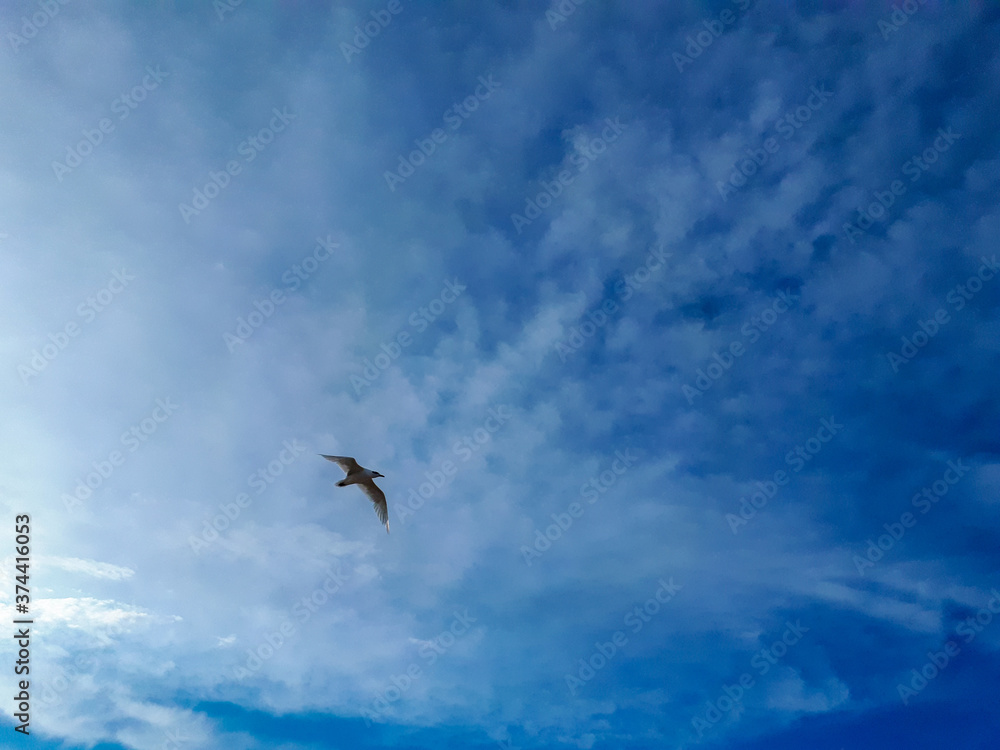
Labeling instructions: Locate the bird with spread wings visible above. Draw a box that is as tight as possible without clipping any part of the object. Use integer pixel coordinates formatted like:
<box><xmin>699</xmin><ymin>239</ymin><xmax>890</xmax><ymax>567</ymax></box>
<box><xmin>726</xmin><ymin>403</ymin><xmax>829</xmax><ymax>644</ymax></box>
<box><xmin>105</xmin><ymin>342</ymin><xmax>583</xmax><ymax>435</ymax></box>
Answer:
<box><xmin>320</xmin><ymin>455</ymin><xmax>389</xmax><ymax>533</ymax></box>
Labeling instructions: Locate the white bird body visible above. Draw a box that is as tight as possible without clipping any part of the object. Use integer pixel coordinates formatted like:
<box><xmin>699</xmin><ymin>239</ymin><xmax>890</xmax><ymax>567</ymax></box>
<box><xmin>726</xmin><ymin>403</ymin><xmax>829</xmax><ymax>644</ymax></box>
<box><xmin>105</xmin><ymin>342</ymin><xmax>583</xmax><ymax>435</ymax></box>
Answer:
<box><xmin>320</xmin><ymin>455</ymin><xmax>390</xmax><ymax>533</ymax></box>
<box><xmin>336</xmin><ymin>467</ymin><xmax>381</xmax><ymax>486</ymax></box>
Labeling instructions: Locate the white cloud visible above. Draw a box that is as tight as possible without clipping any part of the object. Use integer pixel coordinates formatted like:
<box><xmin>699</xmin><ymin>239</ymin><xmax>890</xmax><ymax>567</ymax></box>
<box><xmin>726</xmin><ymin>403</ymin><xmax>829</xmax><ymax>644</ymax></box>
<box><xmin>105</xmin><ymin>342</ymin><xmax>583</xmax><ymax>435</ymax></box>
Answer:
<box><xmin>43</xmin><ymin>555</ymin><xmax>136</xmax><ymax>580</ymax></box>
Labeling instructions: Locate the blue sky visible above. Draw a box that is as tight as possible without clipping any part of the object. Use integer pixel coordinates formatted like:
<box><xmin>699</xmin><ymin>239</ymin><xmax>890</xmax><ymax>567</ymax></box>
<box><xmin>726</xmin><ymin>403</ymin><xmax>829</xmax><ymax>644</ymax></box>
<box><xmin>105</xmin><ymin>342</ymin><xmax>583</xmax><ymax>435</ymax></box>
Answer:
<box><xmin>1</xmin><ymin>1</ymin><xmax>999</xmax><ymax>748</ymax></box>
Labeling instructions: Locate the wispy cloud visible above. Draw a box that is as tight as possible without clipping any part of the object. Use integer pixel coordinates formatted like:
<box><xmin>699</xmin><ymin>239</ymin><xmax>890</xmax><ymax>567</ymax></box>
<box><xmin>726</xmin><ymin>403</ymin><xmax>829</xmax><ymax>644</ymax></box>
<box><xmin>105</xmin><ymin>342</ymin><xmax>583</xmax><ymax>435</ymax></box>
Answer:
<box><xmin>43</xmin><ymin>556</ymin><xmax>136</xmax><ymax>581</ymax></box>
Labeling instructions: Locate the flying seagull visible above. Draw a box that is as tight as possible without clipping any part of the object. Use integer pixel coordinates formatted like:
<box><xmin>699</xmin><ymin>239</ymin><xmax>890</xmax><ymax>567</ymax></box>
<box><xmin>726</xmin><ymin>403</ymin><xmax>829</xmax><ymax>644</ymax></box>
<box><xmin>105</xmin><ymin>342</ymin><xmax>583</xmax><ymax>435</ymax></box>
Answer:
<box><xmin>320</xmin><ymin>455</ymin><xmax>389</xmax><ymax>533</ymax></box>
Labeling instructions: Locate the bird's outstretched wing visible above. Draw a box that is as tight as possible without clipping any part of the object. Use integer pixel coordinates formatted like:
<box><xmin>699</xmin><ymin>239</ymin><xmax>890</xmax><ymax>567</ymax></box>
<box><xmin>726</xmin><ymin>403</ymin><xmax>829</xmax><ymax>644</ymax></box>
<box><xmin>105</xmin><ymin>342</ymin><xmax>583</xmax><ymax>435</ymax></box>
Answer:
<box><xmin>320</xmin><ymin>455</ymin><xmax>361</xmax><ymax>474</ymax></box>
<box><xmin>358</xmin><ymin>479</ymin><xmax>390</xmax><ymax>534</ymax></box>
